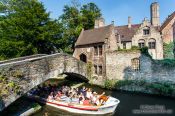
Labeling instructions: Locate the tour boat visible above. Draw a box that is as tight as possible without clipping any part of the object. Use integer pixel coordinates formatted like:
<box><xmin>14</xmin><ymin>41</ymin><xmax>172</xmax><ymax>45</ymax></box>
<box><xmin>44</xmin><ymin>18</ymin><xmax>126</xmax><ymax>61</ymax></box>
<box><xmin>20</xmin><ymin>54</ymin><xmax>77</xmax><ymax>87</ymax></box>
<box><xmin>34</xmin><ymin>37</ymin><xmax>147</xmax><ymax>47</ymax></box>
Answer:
<box><xmin>27</xmin><ymin>93</ymin><xmax>120</xmax><ymax>115</ymax></box>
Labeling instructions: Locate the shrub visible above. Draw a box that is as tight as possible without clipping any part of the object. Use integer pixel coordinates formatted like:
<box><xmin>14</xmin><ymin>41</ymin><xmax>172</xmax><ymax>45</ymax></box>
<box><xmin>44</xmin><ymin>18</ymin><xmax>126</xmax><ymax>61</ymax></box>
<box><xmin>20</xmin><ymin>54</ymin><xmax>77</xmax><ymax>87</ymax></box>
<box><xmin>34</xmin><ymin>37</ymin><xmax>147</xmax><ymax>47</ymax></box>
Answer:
<box><xmin>131</xmin><ymin>46</ymin><xmax>140</xmax><ymax>50</ymax></box>
<box><xmin>140</xmin><ymin>47</ymin><xmax>152</xmax><ymax>58</ymax></box>
<box><xmin>156</xmin><ymin>59</ymin><xmax>175</xmax><ymax>67</ymax></box>
<box><xmin>147</xmin><ymin>83</ymin><xmax>174</xmax><ymax>95</ymax></box>
<box><xmin>115</xmin><ymin>80</ymin><xmax>134</xmax><ymax>87</ymax></box>
<box><xmin>104</xmin><ymin>79</ymin><xmax>115</xmax><ymax>90</ymax></box>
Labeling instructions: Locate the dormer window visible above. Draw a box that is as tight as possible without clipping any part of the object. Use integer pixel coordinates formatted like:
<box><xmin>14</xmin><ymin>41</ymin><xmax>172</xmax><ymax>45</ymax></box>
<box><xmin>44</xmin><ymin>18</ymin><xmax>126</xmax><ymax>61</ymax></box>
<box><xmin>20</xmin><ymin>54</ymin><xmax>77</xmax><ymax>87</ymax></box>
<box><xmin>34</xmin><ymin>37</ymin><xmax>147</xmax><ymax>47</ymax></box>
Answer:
<box><xmin>143</xmin><ymin>26</ymin><xmax>150</xmax><ymax>35</ymax></box>
<box><xmin>143</xmin><ymin>29</ymin><xmax>150</xmax><ymax>35</ymax></box>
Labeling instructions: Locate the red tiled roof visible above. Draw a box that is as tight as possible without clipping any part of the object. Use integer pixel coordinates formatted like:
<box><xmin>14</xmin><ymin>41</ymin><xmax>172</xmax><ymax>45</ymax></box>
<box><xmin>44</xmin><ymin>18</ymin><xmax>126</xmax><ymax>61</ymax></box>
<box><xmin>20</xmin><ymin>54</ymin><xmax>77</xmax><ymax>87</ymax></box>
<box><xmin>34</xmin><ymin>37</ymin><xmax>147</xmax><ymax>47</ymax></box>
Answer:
<box><xmin>75</xmin><ymin>25</ymin><xmax>113</xmax><ymax>46</ymax></box>
<box><xmin>115</xmin><ymin>24</ymin><xmax>141</xmax><ymax>42</ymax></box>
<box><xmin>160</xmin><ymin>11</ymin><xmax>175</xmax><ymax>31</ymax></box>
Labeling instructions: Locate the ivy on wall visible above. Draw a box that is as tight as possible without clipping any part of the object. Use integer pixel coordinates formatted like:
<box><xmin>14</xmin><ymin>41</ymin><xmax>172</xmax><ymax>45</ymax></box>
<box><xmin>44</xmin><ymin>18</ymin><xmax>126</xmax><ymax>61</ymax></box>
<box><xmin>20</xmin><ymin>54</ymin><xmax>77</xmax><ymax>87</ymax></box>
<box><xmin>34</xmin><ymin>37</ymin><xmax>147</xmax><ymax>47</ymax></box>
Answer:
<box><xmin>163</xmin><ymin>42</ymin><xmax>174</xmax><ymax>59</ymax></box>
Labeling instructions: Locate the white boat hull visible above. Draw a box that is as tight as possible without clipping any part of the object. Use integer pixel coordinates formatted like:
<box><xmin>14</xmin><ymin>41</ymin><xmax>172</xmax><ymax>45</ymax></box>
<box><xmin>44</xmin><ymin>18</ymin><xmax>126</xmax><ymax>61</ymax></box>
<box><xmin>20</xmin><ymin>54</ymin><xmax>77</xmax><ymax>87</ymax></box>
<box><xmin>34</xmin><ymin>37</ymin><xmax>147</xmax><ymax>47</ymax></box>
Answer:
<box><xmin>27</xmin><ymin>94</ymin><xmax>120</xmax><ymax>115</ymax></box>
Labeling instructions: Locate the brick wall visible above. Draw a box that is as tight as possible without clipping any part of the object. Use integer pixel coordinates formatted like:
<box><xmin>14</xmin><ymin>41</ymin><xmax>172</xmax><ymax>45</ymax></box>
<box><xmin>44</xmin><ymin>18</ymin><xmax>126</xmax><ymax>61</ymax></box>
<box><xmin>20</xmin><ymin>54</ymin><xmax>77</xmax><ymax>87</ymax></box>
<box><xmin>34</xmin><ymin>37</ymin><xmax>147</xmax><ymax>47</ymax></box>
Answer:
<box><xmin>161</xmin><ymin>17</ymin><xmax>175</xmax><ymax>43</ymax></box>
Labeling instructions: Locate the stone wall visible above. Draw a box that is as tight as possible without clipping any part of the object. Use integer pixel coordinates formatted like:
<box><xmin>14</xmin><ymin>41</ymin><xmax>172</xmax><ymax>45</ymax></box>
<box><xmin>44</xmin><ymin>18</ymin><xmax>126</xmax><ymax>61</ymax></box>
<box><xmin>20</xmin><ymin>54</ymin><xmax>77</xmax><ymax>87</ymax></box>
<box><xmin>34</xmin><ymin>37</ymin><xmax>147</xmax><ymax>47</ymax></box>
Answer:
<box><xmin>0</xmin><ymin>53</ymin><xmax>88</xmax><ymax>111</ymax></box>
<box><xmin>105</xmin><ymin>51</ymin><xmax>175</xmax><ymax>83</ymax></box>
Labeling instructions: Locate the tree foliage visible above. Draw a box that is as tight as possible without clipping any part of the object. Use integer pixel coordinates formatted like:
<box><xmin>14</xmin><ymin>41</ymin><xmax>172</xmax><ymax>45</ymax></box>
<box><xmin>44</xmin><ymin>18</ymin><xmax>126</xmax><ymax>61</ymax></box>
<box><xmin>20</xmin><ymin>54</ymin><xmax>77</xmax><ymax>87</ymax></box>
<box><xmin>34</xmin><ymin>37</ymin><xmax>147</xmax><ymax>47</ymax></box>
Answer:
<box><xmin>0</xmin><ymin>0</ymin><xmax>66</xmax><ymax>59</ymax></box>
<box><xmin>0</xmin><ymin>0</ymin><xmax>102</xmax><ymax>60</ymax></box>
<box><xmin>163</xmin><ymin>42</ymin><xmax>174</xmax><ymax>59</ymax></box>
<box><xmin>59</xmin><ymin>1</ymin><xmax>102</xmax><ymax>50</ymax></box>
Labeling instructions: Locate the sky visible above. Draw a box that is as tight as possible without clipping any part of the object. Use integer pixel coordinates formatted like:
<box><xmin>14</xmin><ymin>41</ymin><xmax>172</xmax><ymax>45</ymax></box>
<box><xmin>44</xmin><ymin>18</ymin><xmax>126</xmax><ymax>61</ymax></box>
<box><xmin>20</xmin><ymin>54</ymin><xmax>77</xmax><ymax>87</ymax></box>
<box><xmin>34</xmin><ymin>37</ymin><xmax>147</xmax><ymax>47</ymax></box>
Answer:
<box><xmin>39</xmin><ymin>0</ymin><xmax>175</xmax><ymax>26</ymax></box>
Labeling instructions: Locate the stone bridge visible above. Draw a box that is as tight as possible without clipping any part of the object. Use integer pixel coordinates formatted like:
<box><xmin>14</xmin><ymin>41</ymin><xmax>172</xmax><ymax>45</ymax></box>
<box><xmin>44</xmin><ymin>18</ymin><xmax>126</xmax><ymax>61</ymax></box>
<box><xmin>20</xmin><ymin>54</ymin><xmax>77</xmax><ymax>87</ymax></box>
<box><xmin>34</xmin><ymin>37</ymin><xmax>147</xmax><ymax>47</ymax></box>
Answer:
<box><xmin>0</xmin><ymin>53</ymin><xmax>89</xmax><ymax>111</ymax></box>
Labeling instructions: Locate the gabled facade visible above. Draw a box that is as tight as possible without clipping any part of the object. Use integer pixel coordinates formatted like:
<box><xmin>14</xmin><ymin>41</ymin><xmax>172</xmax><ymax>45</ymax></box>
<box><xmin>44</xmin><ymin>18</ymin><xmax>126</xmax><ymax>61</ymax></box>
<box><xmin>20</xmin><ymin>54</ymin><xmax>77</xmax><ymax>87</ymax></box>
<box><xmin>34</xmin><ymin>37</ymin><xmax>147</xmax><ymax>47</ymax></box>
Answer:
<box><xmin>116</xmin><ymin>18</ymin><xmax>163</xmax><ymax>59</ymax></box>
<box><xmin>73</xmin><ymin>23</ymin><xmax>117</xmax><ymax>77</ymax></box>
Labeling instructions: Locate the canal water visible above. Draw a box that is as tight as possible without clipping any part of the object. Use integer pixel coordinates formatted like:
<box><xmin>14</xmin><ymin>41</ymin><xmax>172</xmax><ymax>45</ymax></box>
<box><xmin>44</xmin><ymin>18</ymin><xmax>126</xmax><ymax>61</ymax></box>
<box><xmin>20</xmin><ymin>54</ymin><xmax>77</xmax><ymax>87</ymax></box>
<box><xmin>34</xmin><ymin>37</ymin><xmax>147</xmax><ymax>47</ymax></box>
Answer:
<box><xmin>1</xmin><ymin>79</ymin><xmax>175</xmax><ymax>116</ymax></box>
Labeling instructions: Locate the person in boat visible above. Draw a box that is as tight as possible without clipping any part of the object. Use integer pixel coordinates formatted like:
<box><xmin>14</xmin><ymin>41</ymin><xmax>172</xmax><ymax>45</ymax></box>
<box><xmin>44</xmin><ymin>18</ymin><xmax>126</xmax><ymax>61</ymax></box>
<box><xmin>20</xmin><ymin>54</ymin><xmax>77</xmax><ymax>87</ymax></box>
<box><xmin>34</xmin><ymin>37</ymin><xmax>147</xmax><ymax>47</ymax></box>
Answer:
<box><xmin>80</xmin><ymin>86</ymin><xmax>87</xmax><ymax>97</ymax></box>
<box><xmin>79</xmin><ymin>96</ymin><xmax>84</xmax><ymax>105</ymax></box>
<box><xmin>83</xmin><ymin>97</ymin><xmax>91</xmax><ymax>106</ymax></box>
<box><xmin>76</xmin><ymin>87</ymin><xmax>80</xmax><ymax>95</ymax></box>
<box><xmin>54</xmin><ymin>90</ymin><xmax>63</xmax><ymax>101</ymax></box>
<box><xmin>47</xmin><ymin>92</ymin><xmax>54</xmax><ymax>101</ymax></box>
<box><xmin>92</xmin><ymin>92</ymin><xmax>100</xmax><ymax>106</ymax></box>
<box><xmin>86</xmin><ymin>88</ymin><xmax>93</xmax><ymax>99</ymax></box>
<box><xmin>65</xmin><ymin>94</ymin><xmax>72</xmax><ymax>103</ymax></box>
<box><xmin>71</xmin><ymin>94</ymin><xmax>79</xmax><ymax>104</ymax></box>
<box><xmin>98</xmin><ymin>92</ymin><xmax>109</xmax><ymax>105</ymax></box>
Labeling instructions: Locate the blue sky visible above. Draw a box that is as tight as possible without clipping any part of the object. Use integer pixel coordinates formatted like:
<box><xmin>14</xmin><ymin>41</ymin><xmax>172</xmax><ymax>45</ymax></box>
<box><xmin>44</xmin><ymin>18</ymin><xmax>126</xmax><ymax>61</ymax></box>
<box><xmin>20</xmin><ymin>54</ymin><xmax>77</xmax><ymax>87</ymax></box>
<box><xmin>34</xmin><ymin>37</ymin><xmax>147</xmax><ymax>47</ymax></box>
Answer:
<box><xmin>39</xmin><ymin>0</ymin><xmax>175</xmax><ymax>26</ymax></box>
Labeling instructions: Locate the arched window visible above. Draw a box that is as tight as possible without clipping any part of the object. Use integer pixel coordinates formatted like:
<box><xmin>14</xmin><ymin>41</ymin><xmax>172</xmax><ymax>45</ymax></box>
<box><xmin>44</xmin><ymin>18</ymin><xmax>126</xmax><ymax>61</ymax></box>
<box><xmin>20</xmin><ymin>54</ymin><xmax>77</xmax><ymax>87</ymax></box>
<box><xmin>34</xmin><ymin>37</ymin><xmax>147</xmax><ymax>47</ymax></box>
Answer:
<box><xmin>143</xmin><ymin>26</ymin><xmax>150</xmax><ymax>35</ymax></box>
<box><xmin>80</xmin><ymin>54</ymin><xmax>87</xmax><ymax>63</ymax></box>
<box><xmin>131</xmin><ymin>58</ymin><xmax>140</xmax><ymax>71</ymax></box>
<box><xmin>138</xmin><ymin>39</ymin><xmax>145</xmax><ymax>48</ymax></box>
<box><xmin>148</xmin><ymin>38</ymin><xmax>156</xmax><ymax>49</ymax></box>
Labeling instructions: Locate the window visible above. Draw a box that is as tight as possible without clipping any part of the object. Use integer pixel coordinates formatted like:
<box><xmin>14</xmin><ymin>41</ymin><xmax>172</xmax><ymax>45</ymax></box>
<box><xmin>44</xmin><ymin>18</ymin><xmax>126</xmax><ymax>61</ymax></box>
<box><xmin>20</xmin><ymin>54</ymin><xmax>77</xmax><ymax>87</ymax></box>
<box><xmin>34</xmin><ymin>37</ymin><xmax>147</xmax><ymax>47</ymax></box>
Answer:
<box><xmin>99</xmin><ymin>66</ymin><xmax>102</xmax><ymax>75</ymax></box>
<box><xmin>123</xmin><ymin>42</ymin><xmax>126</xmax><ymax>49</ymax></box>
<box><xmin>94</xmin><ymin>65</ymin><xmax>97</xmax><ymax>74</ymax></box>
<box><xmin>143</xmin><ymin>27</ymin><xmax>150</xmax><ymax>35</ymax></box>
<box><xmin>143</xmin><ymin>29</ymin><xmax>150</xmax><ymax>35</ymax></box>
<box><xmin>99</xmin><ymin>45</ymin><xmax>102</xmax><ymax>55</ymax></box>
<box><xmin>94</xmin><ymin>45</ymin><xmax>103</xmax><ymax>56</ymax></box>
<box><xmin>148</xmin><ymin>38</ymin><xmax>156</xmax><ymax>49</ymax></box>
<box><xmin>94</xmin><ymin>65</ymin><xmax>103</xmax><ymax>75</ymax></box>
<box><xmin>131</xmin><ymin>58</ymin><xmax>140</xmax><ymax>71</ymax></box>
<box><xmin>138</xmin><ymin>39</ymin><xmax>145</xmax><ymax>48</ymax></box>
<box><xmin>94</xmin><ymin>46</ymin><xmax>98</xmax><ymax>55</ymax></box>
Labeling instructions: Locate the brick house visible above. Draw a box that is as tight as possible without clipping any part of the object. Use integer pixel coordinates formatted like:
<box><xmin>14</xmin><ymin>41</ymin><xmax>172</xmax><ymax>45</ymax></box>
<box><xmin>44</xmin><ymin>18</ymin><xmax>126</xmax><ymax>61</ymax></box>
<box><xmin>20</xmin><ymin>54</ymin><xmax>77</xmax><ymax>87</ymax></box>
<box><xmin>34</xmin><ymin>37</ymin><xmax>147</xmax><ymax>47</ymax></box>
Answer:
<box><xmin>73</xmin><ymin>20</ymin><xmax>117</xmax><ymax>77</ymax></box>
<box><xmin>160</xmin><ymin>11</ymin><xmax>175</xmax><ymax>44</ymax></box>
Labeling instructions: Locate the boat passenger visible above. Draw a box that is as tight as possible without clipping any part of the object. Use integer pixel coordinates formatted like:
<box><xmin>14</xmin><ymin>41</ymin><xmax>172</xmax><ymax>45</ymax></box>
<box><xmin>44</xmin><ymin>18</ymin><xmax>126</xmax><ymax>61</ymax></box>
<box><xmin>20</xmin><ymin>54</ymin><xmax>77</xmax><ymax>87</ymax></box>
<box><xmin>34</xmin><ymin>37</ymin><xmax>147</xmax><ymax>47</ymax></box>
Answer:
<box><xmin>92</xmin><ymin>92</ymin><xmax>100</xmax><ymax>106</ymax></box>
<box><xmin>99</xmin><ymin>94</ymin><xmax>109</xmax><ymax>105</ymax></box>
<box><xmin>71</xmin><ymin>94</ymin><xmax>79</xmax><ymax>104</ymax></box>
<box><xmin>65</xmin><ymin>94</ymin><xmax>71</xmax><ymax>103</ymax></box>
<box><xmin>86</xmin><ymin>88</ymin><xmax>93</xmax><ymax>99</ymax></box>
<box><xmin>83</xmin><ymin>97</ymin><xmax>91</xmax><ymax>106</ymax></box>
<box><xmin>78</xmin><ymin>93</ymin><xmax>85</xmax><ymax>101</ymax></box>
<box><xmin>80</xmin><ymin>86</ymin><xmax>87</xmax><ymax>97</ymax></box>
<box><xmin>47</xmin><ymin>92</ymin><xmax>54</xmax><ymax>101</ymax></box>
<box><xmin>79</xmin><ymin>97</ymin><xmax>83</xmax><ymax>105</ymax></box>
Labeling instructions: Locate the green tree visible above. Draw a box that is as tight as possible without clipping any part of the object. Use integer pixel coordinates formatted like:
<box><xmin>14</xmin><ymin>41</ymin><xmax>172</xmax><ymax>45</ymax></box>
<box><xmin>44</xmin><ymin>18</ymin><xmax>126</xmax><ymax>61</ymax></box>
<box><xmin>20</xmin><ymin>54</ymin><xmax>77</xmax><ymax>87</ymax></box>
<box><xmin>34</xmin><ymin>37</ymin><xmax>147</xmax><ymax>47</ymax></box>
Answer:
<box><xmin>60</xmin><ymin>2</ymin><xmax>102</xmax><ymax>51</ymax></box>
<box><xmin>59</xmin><ymin>5</ymin><xmax>82</xmax><ymax>51</ymax></box>
<box><xmin>80</xmin><ymin>2</ymin><xmax>102</xmax><ymax>30</ymax></box>
<box><xmin>0</xmin><ymin>0</ymin><xmax>65</xmax><ymax>60</ymax></box>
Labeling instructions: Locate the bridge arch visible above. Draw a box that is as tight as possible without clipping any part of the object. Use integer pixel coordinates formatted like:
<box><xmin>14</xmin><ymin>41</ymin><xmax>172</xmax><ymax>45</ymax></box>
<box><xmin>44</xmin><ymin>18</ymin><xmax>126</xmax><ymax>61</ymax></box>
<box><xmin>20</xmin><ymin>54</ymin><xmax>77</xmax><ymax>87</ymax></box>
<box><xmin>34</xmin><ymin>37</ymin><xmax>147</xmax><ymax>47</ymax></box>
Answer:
<box><xmin>0</xmin><ymin>53</ymin><xmax>88</xmax><ymax>111</ymax></box>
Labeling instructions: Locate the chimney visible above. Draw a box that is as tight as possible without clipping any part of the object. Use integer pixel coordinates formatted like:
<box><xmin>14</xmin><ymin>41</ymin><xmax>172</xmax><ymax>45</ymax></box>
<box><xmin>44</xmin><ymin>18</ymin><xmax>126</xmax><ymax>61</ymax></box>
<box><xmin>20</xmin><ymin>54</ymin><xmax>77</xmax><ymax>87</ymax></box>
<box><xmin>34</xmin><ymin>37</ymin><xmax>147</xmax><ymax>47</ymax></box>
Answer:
<box><xmin>128</xmin><ymin>16</ymin><xmax>131</xmax><ymax>28</ymax></box>
<box><xmin>111</xmin><ymin>21</ymin><xmax>114</xmax><ymax>25</ymax></box>
<box><xmin>151</xmin><ymin>2</ymin><xmax>160</xmax><ymax>26</ymax></box>
<box><xmin>94</xmin><ymin>18</ymin><xmax>105</xmax><ymax>28</ymax></box>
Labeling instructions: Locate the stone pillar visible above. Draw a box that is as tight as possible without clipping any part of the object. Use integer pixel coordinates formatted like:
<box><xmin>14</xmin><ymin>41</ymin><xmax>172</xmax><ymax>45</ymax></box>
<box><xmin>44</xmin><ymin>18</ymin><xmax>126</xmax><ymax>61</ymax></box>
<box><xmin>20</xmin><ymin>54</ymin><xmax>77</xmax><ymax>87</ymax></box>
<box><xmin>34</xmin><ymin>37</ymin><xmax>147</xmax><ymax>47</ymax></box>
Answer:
<box><xmin>150</xmin><ymin>2</ymin><xmax>160</xmax><ymax>26</ymax></box>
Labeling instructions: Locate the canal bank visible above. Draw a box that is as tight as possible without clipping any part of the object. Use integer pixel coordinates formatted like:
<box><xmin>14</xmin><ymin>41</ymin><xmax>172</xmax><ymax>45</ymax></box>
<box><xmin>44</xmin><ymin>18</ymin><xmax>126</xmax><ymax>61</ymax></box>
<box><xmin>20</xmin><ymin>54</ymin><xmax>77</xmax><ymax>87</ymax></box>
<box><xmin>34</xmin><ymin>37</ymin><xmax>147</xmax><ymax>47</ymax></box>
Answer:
<box><xmin>90</xmin><ymin>79</ymin><xmax>175</xmax><ymax>98</ymax></box>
